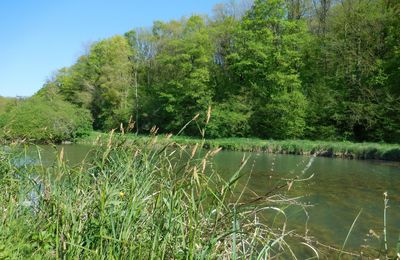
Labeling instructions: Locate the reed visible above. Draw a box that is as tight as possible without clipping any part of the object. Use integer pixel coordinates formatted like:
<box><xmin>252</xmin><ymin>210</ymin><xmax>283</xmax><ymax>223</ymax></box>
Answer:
<box><xmin>0</xmin><ymin>132</ymin><xmax>322</xmax><ymax>259</ymax></box>
<box><xmin>2</xmin><ymin>129</ymin><xmax>397</xmax><ymax>258</ymax></box>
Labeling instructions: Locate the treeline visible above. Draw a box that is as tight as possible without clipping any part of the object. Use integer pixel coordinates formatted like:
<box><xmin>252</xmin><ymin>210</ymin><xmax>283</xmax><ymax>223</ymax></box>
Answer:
<box><xmin>5</xmin><ymin>0</ymin><xmax>400</xmax><ymax>142</ymax></box>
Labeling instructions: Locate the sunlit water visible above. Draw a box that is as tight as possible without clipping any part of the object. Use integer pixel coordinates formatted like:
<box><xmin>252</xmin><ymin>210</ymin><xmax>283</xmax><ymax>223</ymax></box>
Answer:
<box><xmin>21</xmin><ymin>144</ymin><xmax>400</xmax><ymax>254</ymax></box>
<box><xmin>212</xmin><ymin>151</ymin><xmax>400</xmax><ymax>253</ymax></box>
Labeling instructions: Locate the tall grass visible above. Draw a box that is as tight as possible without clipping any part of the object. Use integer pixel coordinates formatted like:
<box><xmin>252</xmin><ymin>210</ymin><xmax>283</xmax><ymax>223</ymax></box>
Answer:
<box><xmin>2</xmin><ymin>132</ymin><xmax>398</xmax><ymax>258</ymax></box>
<box><xmin>0</xmin><ymin>132</ymin><xmax>326</xmax><ymax>259</ymax></box>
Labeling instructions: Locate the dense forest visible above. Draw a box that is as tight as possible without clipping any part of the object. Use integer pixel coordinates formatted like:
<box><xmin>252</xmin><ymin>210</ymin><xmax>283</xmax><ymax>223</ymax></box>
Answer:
<box><xmin>1</xmin><ymin>0</ymin><xmax>399</xmax><ymax>143</ymax></box>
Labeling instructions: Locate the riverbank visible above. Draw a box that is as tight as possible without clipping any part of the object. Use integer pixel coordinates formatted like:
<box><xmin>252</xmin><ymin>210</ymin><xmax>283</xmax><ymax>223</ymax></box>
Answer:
<box><xmin>1</xmin><ymin>133</ymin><xmax>305</xmax><ymax>258</ymax></box>
<box><xmin>78</xmin><ymin>131</ymin><xmax>400</xmax><ymax>161</ymax></box>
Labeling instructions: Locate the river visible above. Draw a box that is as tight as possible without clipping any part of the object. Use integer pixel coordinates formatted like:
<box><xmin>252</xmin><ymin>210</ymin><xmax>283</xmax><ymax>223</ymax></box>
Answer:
<box><xmin>26</xmin><ymin>144</ymin><xmax>400</xmax><ymax>254</ymax></box>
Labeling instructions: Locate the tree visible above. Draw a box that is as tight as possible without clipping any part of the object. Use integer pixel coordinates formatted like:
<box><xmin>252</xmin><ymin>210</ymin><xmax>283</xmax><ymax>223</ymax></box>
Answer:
<box><xmin>228</xmin><ymin>0</ymin><xmax>310</xmax><ymax>138</ymax></box>
<box><xmin>317</xmin><ymin>0</ymin><xmax>398</xmax><ymax>141</ymax></box>
<box><xmin>86</xmin><ymin>36</ymin><xmax>134</xmax><ymax>130</ymax></box>
<box><xmin>148</xmin><ymin>16</ymin><xmax>214</xmax><ymax>135</ymax></box>
<box><xmin>23</xmin><ymin>0</ymin><xmax>400</xmax><ymax>142</ymax></box>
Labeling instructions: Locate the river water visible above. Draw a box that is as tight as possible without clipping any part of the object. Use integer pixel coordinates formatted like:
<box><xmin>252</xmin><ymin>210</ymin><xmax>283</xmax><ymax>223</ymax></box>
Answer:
<box><xmin>25</xmin><ymin>144</ymin><xmax>400</xmax><ymax>254</ymax></box>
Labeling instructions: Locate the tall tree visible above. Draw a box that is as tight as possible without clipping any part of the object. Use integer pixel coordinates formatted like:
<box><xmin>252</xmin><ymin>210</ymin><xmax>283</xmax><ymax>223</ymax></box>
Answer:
<box><xmin>228</xmin><ymin>0</ymin><xmax>310</xmax><ymax>138</ymax></box>
<box><xmin>34</xmin><ymin>0</ymin><xmax>400</xmax><ymax>142</ymax></box>
<box><xmin>87</xmin><ymin>36</ymin><xmax>134</xmax><ymax>130</ymax></box>
<box><xmin>321</xmin><ymin>0</ymin><xmax>396</xmax><ymax>140</ymax></box>
<box><xmin>149</xmin><ymin>16</ymin><xmax>214</xmax><ymax>135</ymax></box>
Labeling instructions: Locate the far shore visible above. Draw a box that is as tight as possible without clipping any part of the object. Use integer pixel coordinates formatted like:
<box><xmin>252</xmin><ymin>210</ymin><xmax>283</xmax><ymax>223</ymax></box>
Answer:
<box><xmin>76</xmin><ymin>131</ymin><xmax>400</xmax><ymax>162</ymax></box>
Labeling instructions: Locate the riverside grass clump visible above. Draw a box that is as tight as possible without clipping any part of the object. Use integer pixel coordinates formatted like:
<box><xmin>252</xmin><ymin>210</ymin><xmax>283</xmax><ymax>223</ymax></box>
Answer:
<box><xmin>0</xmin><ymin>131</ymin><xmax>327</xmax><ymax>259</ymax></box>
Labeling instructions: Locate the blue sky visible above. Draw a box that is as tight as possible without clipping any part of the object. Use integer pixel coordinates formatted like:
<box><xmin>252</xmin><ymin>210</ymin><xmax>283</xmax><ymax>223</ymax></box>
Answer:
<box><xmin>0</xmin><ymin>0</ymin><xmax>222</xmax><ymax>97</ymax></box>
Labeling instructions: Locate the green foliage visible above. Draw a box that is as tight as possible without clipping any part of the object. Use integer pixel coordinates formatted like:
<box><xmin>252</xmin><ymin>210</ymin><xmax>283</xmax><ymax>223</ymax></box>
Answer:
<box><xmin>251</xmin><ymin>90</ymin><xmax>307</xmax><ymax>139</ymax></box>
<box><xmin>55</xmin><ymin>64</ymin><xmax>93</xmax><ymax>108</ymax></box>
<box><xmin>0</xmin><ymin>96</ymin><xmax>17</xmax><ymax>115</ymax></box>
<box><xmin>227</xmin><ymin>0</ymin><xmax>309</xmax><ymax>139</ymax></box>
<box><xmin>88</xmin><ymin>36</ymin><xmax>134</xmax><ymax>130</ymax></box>
<box><xmin>17</xmin><ymin>0</ymin><xmax>400</xmax><ymax>143</ymax></box>
<box><xmin>56</xmin><ymin>36</ymin><xmax>134</xmax><ymax>131</ymax></box>
<box><xmin>0</xmin><ymin>92</ymin><xmax>92</xmax><ymax>143</ymax></box>
<box><xmin>303</xmin><ymin>0</ymin><xmax>400</xmax><ymax>142</ymax></box>
<box><xmin>0</xmin><ymin>135</ymin><xmax>313</xmax><ymax>258</ymax></box>
<box><xmin>149</xmin><ymin>16</ymin><xmax>214</xmax><ymax>134</ymax></box>
<box><xmin>206</xmin><ymin>97</ymin><xmax>251</xmax><ymax>138</ymax></box>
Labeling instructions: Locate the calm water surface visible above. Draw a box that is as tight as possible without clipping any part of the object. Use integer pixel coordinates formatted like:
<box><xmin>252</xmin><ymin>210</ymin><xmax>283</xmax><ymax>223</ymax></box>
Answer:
<box><xmin>28</xmin><ymin>145</ymin><xmax>400</xmax><ymax>252</ymax></box>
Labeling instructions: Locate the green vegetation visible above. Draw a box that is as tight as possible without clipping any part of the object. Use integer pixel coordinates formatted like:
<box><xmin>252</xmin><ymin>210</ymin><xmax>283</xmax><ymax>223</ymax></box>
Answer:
<box><xmin>2</xmin><ymin>0</ymin><xmax>400</xmax><ymax>145</ymax></box>
<box><xmin>0</xmin><ymin>134</ymin><xmax>323</xmax><ymax>259</ymax></box>
<box><xmin>1</xmin><ymin>134</ymin><xmax>398</xmax><ymax>258</ymax></box>
<box><xmin>0</xmin><ymin>89</ymin><xmax>92</xmax><ymax>143</ymax></box>
<box><xmin>81</xmin><ymin>131</ymin><xmax>400</xmax><ymax>161</ymax></box>
<box><xmin>39</xmin><ymin>0</ymin><xmax>398</xmax><ymax>143</ymax></box>
<box><xmin>1</xmin><ymin>0</ymin><xmax>399</xmax><ymax>258</ymax></box>
<box><xmin>0</xmin><ymin>96</ymin><xmax>16</xmax><ymax>115</ymax></box>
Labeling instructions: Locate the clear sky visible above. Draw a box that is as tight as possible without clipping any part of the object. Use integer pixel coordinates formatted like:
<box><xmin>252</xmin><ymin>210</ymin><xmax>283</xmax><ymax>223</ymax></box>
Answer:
<box><xmin>0</xmin><ymin>0</ymin><xmax>222</xmax><ymax>97</ymax></box>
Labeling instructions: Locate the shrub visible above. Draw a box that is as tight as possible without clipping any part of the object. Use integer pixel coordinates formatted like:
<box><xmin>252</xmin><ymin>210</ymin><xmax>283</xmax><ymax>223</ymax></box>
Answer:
<box><xmin>0</xmin><ymin>94</ymin><xmax>92</xmax><ymax>143</ymax></box>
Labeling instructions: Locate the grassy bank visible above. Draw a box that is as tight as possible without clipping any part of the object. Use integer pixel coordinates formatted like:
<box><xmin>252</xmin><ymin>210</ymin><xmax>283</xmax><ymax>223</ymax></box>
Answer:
<box><xmin>79</xmin><ymin>131</ymin><xmax>400</xmax><ymax>161</ymax></box>
<box><xmin>2</xmin><ymin>133</ymin><xmax>399</xmax><ymax>258</ymax></box>
<box><xmin>0</xmin><ymin>133</ymin><xmax>327</xmax><ymax>258</ymax></box>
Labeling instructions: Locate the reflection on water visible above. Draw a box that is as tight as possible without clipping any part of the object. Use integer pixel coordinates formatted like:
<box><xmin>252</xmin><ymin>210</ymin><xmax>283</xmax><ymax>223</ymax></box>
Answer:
<box><xmin>26</xmin><ymin>144</ymin><xmax>94</xmax><ymax>166</ymax></box>
<box><xmin>212</xmin><ymin>151</ymin><xmax>400</xmax><ymax>251</ymax></box>
<box><xmin>22</xmin><ymin>145</ymin><xmax>400</xmax><ymax>252</ymax></box>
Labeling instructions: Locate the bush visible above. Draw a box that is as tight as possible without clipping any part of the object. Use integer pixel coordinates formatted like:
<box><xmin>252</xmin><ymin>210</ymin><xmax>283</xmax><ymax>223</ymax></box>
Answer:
<box><xmin>0</xmin><ymin>94</ymin><xmax>92</xmax><ymax>143</ymax></box>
